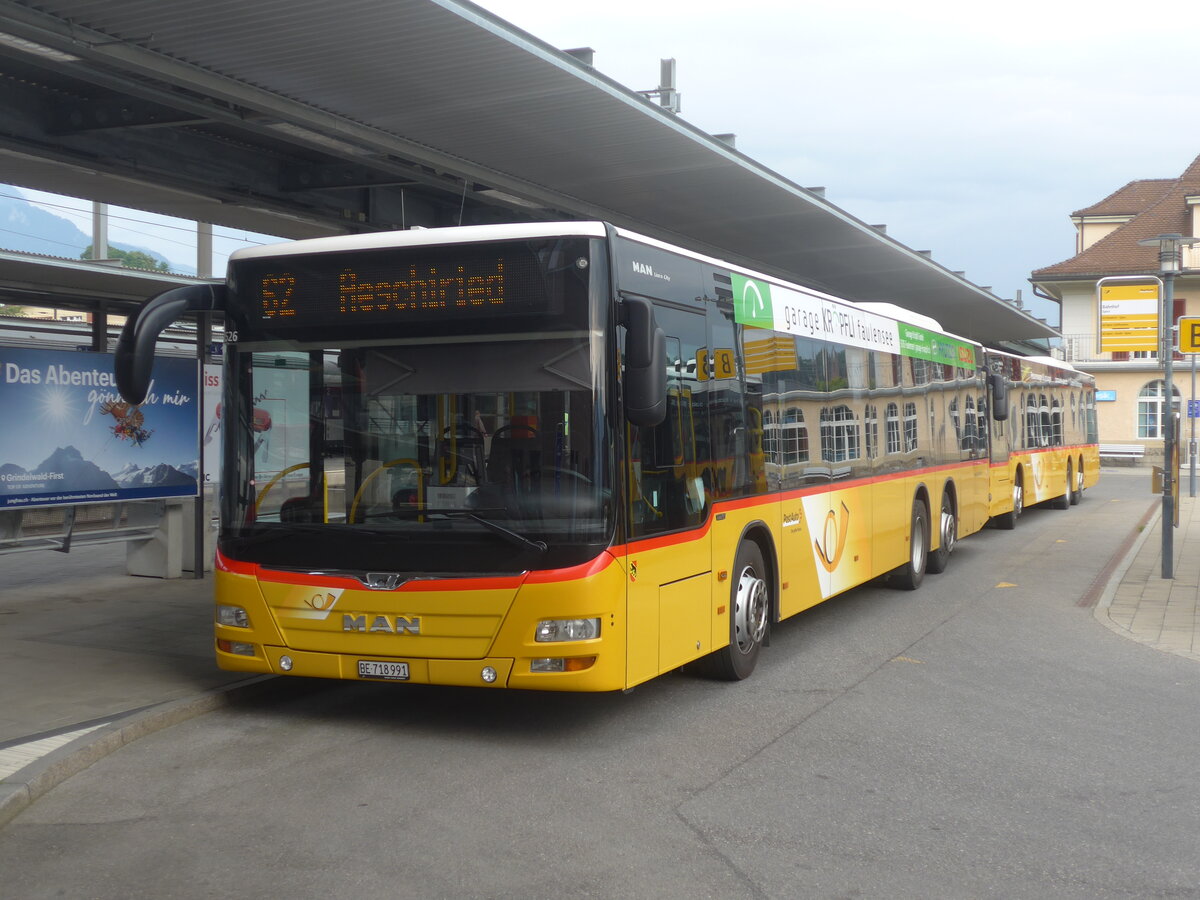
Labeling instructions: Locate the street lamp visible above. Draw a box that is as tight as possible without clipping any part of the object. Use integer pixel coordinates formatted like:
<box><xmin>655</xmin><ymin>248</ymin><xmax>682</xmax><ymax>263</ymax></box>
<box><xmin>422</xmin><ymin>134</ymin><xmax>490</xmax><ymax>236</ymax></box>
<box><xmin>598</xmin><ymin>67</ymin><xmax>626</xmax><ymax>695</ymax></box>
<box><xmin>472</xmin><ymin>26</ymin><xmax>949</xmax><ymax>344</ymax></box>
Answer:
<box><xmin>1137</xmin><ymin>233</ymin><xmax>1198</xmax><ymax>578</ymax></box>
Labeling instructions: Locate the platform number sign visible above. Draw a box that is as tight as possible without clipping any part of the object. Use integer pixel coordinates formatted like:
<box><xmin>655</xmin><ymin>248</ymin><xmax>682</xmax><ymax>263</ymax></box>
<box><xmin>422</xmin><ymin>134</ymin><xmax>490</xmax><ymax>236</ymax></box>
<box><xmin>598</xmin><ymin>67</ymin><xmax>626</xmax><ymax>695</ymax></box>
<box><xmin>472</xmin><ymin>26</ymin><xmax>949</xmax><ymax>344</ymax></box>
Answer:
<box><xmin>1179</xmin><ymin>316</ymin><xmax>1200</xmax><ymax>354</ymax></box>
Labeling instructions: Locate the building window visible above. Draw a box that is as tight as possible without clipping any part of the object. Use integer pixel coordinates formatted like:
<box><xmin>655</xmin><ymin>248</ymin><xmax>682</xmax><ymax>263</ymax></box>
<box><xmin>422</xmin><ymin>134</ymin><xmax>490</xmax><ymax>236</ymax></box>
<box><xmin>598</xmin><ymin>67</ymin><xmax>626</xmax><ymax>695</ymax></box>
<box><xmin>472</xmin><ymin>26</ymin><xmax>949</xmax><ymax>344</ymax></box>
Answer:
<box><xmin>885</xmin><ymin>402</ymin><xmax>901</xmax><ymax>454</ymax></box>
<box><xmin>903</xmin><ymin>402</ymin><xmax>918</xmax><ymax>452</ymax></box>
<box><xmin>782</xmin><ymin>407</ymin><xmax>808</xmax><ymax>464</ymax></box>
<box><xmin>1137</xmin><ymin>380</ymin><xmax>1182</xmax><ymax>439</ymax></box>
<box><xmin>864</xmin><ymin>404</ymin><xmax>879</xmax><ymax>459</ymax></box>
<box><xmin>1025</xmin><ymin>393</ymin><xmax>1039</xmax><ymax>448</ymax></box>
<box><xmin>820</xmin><ymin>405</ymin><xmax>860</xmax><ymax>462</ymax></box>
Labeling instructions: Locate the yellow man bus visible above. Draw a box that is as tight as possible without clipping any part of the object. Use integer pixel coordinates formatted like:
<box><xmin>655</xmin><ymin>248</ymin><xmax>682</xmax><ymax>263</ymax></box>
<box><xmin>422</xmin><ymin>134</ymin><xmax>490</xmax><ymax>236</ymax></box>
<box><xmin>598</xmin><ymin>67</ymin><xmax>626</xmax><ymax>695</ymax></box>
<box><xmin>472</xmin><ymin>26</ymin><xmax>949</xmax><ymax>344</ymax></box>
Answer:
<box><xmin>115</xmin><ymin>222</ymin><xmax>1096</xmax><ymax>690</ymax></box>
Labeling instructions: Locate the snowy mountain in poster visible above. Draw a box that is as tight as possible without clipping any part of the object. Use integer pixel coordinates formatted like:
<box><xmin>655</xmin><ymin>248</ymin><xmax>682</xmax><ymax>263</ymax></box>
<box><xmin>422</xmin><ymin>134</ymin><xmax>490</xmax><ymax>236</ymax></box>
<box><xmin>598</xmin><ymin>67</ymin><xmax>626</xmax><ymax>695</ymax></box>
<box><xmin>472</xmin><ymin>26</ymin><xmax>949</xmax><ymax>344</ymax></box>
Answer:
<box><xmin>112</xmin><ymin>461</ymin><xmax>195</xmax><ymax>488</ymax></box>
<box><xmin>35</xmin><ymin>446</ymin><xmax>120</xmax><ymax>491</ymax></box>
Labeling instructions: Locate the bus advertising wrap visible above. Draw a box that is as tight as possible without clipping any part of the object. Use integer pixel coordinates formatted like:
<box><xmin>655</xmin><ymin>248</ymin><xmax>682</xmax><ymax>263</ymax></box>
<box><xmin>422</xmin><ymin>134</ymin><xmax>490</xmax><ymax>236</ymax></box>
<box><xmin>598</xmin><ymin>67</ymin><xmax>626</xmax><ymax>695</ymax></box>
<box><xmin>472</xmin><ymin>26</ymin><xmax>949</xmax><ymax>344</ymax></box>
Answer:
<box><xmin>0</xmin><ymin>347</ymin><xmax>199</xmax><ymax>509</ymax></box>
<box><xmin>732</xmin><ymin>273</ymin><xmax>977</xmax><ymax>368</ymax></box>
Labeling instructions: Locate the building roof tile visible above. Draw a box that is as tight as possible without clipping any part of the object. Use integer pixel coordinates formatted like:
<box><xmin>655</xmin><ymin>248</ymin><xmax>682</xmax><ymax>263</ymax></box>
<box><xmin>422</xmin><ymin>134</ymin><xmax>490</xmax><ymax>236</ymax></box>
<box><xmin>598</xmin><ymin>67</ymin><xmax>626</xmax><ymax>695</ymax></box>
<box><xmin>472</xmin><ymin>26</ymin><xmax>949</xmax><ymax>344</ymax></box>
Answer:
<box><xmin>1071</xmin><ymin>179</ymin><xmax>1174</xmax><ymax>217</ymax></box>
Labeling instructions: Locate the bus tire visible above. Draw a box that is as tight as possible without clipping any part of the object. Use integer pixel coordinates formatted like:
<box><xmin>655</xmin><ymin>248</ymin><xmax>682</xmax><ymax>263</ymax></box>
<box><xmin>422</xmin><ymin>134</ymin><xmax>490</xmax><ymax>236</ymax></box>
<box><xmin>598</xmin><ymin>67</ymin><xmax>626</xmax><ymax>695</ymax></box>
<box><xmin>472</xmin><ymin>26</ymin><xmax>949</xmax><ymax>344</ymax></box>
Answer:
<box><xmin>694</xmin><ymin>541</ymin><xmax>770</xmax><ymax>681</ymax></box>
<box><xmin>926</xmin><ymin>490</ymin><xmax>956</xmax><ymax>574</ymax></box>
<box><xmin>890</xmin><ymin>498</ymin><xmax>929</xmax><ymax>590</ymax></box>
<box><xmin>1050</xmin><ymin>462</ymin><xmax>1072</xmax><ymax>510</ymax></box>
<box><xmin>994</xmin><ymin>471</ymin><xmax>1023</xmax><ymax>530</ymax></box>
<box><xmin>1070</xmin><ymin>458</ymin><xmax>1084</xmax><ymax>505</ymax></box>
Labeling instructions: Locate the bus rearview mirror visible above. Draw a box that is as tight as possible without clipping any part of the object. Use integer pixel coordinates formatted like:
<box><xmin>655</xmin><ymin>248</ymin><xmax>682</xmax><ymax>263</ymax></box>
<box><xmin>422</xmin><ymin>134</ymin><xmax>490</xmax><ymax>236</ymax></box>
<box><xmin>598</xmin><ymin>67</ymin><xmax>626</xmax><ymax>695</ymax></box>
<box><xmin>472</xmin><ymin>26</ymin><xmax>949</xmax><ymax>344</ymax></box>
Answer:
<box><xmin>622</xmin><ymin>296</ymin><xmax>667</xmax><ymax>428</ymax></box>
<box><xmin>989</xmin><ymin>371</ymin><xmax>1010</xmax><ymax>421</ymax></box>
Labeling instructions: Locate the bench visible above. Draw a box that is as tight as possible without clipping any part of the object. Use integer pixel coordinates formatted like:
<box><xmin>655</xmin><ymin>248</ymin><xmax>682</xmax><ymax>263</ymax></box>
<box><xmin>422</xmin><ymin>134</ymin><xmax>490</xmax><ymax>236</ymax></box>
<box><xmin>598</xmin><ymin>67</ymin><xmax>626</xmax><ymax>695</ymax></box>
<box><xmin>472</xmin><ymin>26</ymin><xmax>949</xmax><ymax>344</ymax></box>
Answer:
<box><xmin>1099</xmin><ymin>443</ymin><xmax>1145</xmax><ymax>463</ymax></box>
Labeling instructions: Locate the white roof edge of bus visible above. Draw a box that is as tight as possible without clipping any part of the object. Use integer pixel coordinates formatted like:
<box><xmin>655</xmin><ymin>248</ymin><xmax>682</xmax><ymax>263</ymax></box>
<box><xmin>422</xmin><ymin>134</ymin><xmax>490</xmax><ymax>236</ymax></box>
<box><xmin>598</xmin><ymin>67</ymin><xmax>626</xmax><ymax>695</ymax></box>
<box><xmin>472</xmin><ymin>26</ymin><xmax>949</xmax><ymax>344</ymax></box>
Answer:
<box><xmin>988</xmin><ymin>347</ymin><xmax>1081</xmax><ymax>373</ymax></box>
<box><xmin>228</xmin><ymin>221</ymin><xmax>609</xmax><ymax>261</ymax></box>
<box><xmin>856</xmin><ymin>302</ymin><xmax>944</xmax><ymax>334</ymax></box>
<box><xmin>611</xmin><ymin>227</ymin><xmax>976</xmax><ymax>343</ymax></box>
<box><xmin>1024</xmin><ymin>355</ymin><xmax>1079</xmax><ymax>372</ymax></box>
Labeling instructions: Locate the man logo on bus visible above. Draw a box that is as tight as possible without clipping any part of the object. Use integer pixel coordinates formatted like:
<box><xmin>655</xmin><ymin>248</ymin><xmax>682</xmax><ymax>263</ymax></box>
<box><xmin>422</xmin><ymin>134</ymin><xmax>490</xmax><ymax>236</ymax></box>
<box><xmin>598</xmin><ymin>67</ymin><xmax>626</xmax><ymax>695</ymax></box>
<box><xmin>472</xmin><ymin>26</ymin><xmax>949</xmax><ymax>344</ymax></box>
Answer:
<box><xmin>731</xmin><ymin>274</ymin><xmax>775</xmax><ymax>329</ymax></box>
<box><xmin>814</xmin><ymin>502</ymin><xmax>851</xmax><ymax>573</ymax></box>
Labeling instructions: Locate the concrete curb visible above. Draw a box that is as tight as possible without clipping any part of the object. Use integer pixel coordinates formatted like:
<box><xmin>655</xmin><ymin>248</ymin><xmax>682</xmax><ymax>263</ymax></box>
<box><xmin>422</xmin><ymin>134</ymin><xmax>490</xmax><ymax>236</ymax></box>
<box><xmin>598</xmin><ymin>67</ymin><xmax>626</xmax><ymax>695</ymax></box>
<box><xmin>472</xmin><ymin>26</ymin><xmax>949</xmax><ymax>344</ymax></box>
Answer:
<box><xmin>1094</xmin><ymin>504</ymin><xmax>1159</xmax><ymax>615</ymax></box>
<box><xmin>1092</xmin><ymin>504</ymin><xmax>1200</xmax><ymax>664</ymax></box>
<box><xmin>0</xmin><ymin>675</ymin><xmax>275</xmax><ymax>831</ymax></box>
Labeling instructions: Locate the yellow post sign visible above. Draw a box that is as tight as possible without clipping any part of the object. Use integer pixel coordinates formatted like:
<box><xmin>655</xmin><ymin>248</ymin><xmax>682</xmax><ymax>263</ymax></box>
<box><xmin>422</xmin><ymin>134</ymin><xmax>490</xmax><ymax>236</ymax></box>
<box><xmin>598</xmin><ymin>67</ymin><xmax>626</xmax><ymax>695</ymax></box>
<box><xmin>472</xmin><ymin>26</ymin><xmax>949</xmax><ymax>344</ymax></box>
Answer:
<box><xmin>1098</xmin><ymin>281</ymin><xmax>1160</xmax><ymax>353</ymax></box>
<box><xmin>1179</xmin><ymin>316</ymin><xmax>1200</xmax><ymax>353</ymax></box>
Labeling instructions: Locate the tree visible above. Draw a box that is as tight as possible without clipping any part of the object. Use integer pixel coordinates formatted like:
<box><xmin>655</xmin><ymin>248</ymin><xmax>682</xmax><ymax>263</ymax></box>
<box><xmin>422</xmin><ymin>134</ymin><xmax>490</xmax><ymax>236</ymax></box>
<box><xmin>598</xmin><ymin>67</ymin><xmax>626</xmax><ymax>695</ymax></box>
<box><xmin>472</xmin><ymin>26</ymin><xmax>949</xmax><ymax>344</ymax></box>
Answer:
<box><xmin>82</xmin><ymin>244</ymin><xmax>171</xmax><ymax>273</ymax></box>
<box><xmin>0</xmin><ymin>304</ymin><xmax>29</xmax><ymax>317</ymax></box>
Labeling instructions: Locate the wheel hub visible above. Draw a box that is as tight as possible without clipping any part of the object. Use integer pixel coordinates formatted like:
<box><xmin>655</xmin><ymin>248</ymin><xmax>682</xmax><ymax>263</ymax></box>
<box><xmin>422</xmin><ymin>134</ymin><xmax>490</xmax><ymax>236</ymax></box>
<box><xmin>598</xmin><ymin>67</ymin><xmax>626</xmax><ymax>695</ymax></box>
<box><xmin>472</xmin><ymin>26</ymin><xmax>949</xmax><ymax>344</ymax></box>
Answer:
<box><xmin>734</xmin><ymin>566</ymin><xmax>768</xmax><ymax>654</ymax></box>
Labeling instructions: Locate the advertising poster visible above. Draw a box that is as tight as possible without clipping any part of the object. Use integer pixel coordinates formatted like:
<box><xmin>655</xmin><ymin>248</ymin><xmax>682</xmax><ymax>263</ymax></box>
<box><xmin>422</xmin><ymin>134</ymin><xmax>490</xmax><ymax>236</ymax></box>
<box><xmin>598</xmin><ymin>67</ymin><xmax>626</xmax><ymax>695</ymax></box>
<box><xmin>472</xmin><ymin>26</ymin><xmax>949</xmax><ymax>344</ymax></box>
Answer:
<box><xmin>0</xmin><ymin>347</ymin><xmax>199</xmax><ymax>509</ymax></box>
<box><xmin>202</xmin><ymin>362</ymin><xmax>222</xmax><ymax>485</ymax></box>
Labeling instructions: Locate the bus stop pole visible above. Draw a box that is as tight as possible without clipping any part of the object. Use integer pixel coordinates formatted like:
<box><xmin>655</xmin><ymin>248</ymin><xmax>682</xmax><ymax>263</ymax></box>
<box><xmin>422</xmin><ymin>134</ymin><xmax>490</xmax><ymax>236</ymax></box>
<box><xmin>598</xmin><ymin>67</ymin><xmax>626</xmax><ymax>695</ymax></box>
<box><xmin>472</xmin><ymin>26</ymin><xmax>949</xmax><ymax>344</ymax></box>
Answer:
<box><xmin>1161</xmin><ymin>268</ymin><xmax>1175</xmax><ymax>579</ymax></box>
<box><xmin>1191</xmin><ymin>352</ymin><xmax>1196</xmax><ymax>498</ymax></box>
<box><xmin>194</xmin><ymin>311</ymin><xmax>209</xmax><ymax>580</ymax></box>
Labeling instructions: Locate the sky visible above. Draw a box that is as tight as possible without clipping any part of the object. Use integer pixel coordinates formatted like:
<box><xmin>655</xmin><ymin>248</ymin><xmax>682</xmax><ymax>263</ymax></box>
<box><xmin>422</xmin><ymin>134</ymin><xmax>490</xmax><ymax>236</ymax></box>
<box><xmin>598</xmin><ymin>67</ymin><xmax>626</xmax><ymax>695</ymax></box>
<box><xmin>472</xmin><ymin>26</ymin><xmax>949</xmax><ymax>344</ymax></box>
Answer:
<box><xmin>4</xmin><ymin>186</ymin><xmax>282</xmax><ymax>276</ymax></box>
<box><xmin>473</xmin><ymin>0</ymin><xmax>1200</xmax><ymax>324</ymax></box>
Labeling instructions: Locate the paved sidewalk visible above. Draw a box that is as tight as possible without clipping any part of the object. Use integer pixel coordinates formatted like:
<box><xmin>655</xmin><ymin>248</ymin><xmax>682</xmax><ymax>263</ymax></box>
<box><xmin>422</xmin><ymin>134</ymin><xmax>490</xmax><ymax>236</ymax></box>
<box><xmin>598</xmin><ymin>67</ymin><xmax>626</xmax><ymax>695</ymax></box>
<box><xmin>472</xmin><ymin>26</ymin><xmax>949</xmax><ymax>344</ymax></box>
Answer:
<box><xmin>2</xmin><ymin>473</ymin><xmax>1199</xmax><ymax>828</ymax></box>
<box><xmin>1094</xmin><ymin>488</ymin><xmax>1200</xmax><ymax>663</ymax></box>
<box><xmin>0</xmin><ymin>544</ymin><xmax>262</xmax><ymax>827</ymax></box>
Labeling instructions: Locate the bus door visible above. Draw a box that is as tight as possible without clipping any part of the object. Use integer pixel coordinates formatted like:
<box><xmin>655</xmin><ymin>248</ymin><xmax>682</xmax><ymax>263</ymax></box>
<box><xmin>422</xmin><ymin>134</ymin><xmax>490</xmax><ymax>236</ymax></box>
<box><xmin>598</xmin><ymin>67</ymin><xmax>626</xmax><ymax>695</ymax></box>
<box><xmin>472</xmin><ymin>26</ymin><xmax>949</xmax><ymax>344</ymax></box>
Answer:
<box><xmin>773</xmin><ymin>336</ymin><xmax>833</xmax><ymax>616</ymax></box>
<box><xmin>987</xmin><ymin>358</ymin><xmax>1015</xmax><ymax>514</ymax></box>
<box><xmin>623</xmin><ymin>302</ymin><xmax>713</xmax><ymax>686</ymax></box>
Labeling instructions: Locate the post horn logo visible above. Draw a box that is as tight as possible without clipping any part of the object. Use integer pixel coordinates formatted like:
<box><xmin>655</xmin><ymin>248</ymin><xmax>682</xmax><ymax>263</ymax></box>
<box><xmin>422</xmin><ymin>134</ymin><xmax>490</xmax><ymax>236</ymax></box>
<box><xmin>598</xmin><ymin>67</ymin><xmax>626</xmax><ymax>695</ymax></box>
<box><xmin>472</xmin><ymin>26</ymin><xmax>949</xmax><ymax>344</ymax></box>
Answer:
<box><xmin>814</xmin><ymin>502</ymin><xmax>851</xmax><ymax>573</ymax></box>
<box><xmin>305</xmin><ymin>592</ymin><xmax>338</xmax><ymax>611</ymax></box>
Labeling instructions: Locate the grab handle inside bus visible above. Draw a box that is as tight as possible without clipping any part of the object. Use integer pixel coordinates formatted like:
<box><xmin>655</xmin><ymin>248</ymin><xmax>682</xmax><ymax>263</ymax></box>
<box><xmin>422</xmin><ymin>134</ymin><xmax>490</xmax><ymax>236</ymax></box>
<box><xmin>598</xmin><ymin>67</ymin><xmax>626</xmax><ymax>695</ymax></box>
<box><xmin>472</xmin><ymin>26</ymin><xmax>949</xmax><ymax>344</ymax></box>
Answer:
<box><xmin>115</xmin><ymin>284</ymin><xmax>227</xmax><ymax>405</ymax></box>
<box><xmin>988</xmin><ymin>371</ymin><xmax>1010</xmax><ymax>421</ymax></box>
<box><xmin>621</xmin><ymin>296</ymin><xmax>667</xmax><ymax>427</ymax></box>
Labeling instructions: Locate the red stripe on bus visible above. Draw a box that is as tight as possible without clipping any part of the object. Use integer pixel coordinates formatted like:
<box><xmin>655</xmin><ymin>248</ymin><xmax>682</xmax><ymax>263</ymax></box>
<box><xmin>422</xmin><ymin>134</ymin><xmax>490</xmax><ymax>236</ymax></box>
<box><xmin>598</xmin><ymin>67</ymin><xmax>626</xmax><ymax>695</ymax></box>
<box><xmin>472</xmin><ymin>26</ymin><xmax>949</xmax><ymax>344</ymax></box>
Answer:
<box><xmin>614</xmin><ymin>457</ymin><xmax>993</xmax><ymax>555</ymax></box>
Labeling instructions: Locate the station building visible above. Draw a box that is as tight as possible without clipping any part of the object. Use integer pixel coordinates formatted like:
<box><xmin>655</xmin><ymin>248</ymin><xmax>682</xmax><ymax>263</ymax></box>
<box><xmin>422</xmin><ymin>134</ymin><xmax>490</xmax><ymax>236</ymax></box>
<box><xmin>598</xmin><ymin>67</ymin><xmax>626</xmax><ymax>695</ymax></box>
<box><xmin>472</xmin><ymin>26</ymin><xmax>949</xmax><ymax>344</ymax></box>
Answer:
<box><xmin>1033</xmin><ymin>153</ymin><xmax>1200</xmax><ymax>465</ymax></box>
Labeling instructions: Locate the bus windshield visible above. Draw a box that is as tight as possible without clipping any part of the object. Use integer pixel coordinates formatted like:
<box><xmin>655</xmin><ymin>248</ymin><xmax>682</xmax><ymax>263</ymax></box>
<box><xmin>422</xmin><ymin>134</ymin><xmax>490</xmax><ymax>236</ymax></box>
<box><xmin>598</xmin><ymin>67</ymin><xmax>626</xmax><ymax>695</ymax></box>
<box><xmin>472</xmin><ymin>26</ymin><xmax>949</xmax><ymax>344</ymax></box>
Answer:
<box><xmin>219</xmin><ymin>327</ymin><xmax>611</xmax><ymax>573</ymax></box>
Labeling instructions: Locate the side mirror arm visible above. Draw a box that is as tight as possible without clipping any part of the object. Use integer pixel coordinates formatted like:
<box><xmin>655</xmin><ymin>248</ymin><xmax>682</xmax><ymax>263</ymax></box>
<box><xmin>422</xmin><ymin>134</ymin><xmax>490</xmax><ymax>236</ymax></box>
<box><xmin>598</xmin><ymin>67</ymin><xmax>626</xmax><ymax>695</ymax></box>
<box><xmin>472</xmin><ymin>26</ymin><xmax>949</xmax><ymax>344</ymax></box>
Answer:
<box><xmin>115</xmin><ymin>284</ymin><xmax>226</xmax><ymax>404</ymax></box>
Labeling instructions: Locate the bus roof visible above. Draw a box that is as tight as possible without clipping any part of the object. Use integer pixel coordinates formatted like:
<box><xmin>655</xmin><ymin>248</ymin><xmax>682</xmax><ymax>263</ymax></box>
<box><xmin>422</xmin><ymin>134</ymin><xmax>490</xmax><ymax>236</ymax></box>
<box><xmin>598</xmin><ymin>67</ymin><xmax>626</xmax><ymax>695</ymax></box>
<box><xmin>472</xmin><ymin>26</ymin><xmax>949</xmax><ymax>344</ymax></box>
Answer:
<box><xmin>228</xmin><ymin>220</ymin><xmax>975</xmax><ymax>349</ymax></box>
<box><xmin>228</xmin><ymin>221</ymin><xmax>609</xmax><ymax>262</ymax></box>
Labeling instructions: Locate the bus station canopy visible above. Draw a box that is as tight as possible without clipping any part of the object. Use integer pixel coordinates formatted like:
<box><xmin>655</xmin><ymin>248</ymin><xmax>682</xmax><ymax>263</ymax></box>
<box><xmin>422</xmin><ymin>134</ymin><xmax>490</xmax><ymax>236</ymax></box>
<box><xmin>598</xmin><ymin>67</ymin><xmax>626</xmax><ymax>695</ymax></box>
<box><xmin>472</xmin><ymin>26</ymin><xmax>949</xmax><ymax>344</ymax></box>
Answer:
<box><xmin>0</xmin><ymin>0</ymin><xmax>1055</xmax><ymax>341</ymax></box>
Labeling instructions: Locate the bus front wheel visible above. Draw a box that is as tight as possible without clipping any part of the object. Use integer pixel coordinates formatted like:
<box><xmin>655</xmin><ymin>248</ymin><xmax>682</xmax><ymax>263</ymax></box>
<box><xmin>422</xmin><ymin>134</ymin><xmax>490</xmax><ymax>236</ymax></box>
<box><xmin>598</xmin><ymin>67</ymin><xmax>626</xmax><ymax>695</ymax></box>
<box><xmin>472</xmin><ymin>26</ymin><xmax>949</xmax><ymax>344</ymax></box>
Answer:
<box><xmin>890</xmin><ymin>498</ymin><xmax>929</xmax><ymax>590</ymax></box>
<box><xmin>695</xmin><ymin>541</ymin><xmax>770</xmax><ymax>681</ymax></box>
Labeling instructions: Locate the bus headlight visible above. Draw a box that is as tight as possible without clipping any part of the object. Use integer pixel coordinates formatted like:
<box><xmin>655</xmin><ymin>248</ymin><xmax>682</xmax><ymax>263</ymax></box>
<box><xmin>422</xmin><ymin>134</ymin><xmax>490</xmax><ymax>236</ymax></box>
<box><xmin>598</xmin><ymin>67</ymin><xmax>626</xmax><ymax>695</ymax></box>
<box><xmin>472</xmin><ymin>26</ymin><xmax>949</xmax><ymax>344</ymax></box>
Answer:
<box><xmin>531</xmin><ymin>657</ymin><xmax>597</xmax><ymax>673</ymax></box>
<box><xmin>217</xmin><ymin>639</ymin><xmax>256</xmax><ymax>656</ymax></box>
<box><xmin>217</xmin><ymin>605</ymin><xmax>250</xmax><ymax>628</ymax></box>
<box><xmin>535</xmin><ymin>617</ymin><xmax>601</xmax><ymax>642</ymax></box>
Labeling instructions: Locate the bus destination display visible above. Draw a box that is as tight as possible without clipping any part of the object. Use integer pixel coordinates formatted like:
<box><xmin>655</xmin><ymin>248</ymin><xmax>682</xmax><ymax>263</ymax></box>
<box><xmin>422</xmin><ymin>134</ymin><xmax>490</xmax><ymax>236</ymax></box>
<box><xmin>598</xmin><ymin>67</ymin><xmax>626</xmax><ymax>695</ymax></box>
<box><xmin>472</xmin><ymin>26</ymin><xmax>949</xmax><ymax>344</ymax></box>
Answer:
<box><xmin>239</xmin><ymin>244</ymin><xmax>558</xmax><ymax>328</ymax></box>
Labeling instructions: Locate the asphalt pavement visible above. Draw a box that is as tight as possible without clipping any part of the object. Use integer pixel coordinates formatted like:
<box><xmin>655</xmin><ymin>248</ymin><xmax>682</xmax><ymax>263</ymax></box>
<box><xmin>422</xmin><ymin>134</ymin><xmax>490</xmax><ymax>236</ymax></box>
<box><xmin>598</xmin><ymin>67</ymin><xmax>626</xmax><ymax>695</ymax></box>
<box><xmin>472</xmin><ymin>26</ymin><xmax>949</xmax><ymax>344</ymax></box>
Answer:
<box><xmin>0</xmin><ymin>466</ymin><xmax>1193</xmax><ymax>829</ymax></box>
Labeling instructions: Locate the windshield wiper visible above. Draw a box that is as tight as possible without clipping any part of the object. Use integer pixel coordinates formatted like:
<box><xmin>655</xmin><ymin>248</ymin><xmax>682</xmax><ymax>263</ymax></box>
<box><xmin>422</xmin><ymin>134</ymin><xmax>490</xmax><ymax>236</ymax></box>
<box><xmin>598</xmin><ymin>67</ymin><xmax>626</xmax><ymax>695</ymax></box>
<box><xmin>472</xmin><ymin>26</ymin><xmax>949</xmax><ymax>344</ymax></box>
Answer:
<box><xmin>388</xmin><ymin>507</ymin><xmax>547</xmax><ymax>552</ymax></box>
<box><xmin>464</xmin><ymin>512</ymin><xmax>548</xmax><ymax>552</ymax></box>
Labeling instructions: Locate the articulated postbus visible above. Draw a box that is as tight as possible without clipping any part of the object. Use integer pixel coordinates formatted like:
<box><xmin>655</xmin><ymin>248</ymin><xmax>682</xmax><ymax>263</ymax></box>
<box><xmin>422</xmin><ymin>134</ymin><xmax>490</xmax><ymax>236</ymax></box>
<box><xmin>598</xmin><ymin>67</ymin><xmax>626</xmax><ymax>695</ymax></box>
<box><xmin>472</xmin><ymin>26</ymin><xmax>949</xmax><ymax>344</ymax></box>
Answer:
<box><xmin>983</xmin><ymin>351</ymin><xmax>1099</xmax><ymax>527</ymax></box>
<box><xmin>115</xmin><ymin>222</ymin><xmax>1097</xmax><ymax>691</ymax></box>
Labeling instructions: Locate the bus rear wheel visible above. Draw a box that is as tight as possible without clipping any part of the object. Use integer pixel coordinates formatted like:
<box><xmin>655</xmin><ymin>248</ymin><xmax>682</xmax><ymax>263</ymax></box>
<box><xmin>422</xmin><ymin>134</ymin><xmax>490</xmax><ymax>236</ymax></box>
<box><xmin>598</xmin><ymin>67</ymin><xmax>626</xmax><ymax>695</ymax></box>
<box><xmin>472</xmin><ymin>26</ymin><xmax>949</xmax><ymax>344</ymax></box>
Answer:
<box><xmin>926</xmin><ymin>491</ymin><xmax>955</xmax><ymax>574</ymax></box>
<box><xmin>890</xmin><ymin>498</ymin><xmax>929</xmax><ymax>590</ymax></box>
<box><xmin>1070</xmin><ymin>459</ymin><xmax>1084</xmax><ymax>505</ymax></box>
<box><xmin>1050</xmin><ymin>462</ymin><xmax>1072</xmax><ymax>510</ymax></box>
<box><xmin>995</xmin><ymin>473</ymin><xmax>1023</xmax><ymax>530</ymax></box>
<box><xmin>694</xmin><ymin>541</ymin><xmax>769</xmax><ymax>681</ymax></box>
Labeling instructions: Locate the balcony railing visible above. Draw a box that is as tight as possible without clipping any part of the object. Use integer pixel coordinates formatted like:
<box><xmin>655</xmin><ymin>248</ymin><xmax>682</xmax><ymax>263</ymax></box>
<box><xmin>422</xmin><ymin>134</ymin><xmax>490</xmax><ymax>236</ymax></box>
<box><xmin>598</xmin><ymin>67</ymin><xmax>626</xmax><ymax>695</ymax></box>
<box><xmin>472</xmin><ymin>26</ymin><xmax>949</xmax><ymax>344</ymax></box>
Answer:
<box><xmin>1053</xmin><ymin>334</ymin><xmax>1179</xmax><ymax>365</ymax></box>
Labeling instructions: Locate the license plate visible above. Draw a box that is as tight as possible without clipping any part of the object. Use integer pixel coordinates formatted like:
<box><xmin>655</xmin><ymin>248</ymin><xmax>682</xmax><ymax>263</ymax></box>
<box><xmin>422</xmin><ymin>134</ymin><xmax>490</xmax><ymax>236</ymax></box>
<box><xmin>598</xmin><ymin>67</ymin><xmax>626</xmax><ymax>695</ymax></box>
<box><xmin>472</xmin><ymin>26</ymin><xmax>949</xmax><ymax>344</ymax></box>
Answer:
<box><xmin>357</xmin><ymin>660</ymin><xmax>410</xmax><ymax>681</ymax></box>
